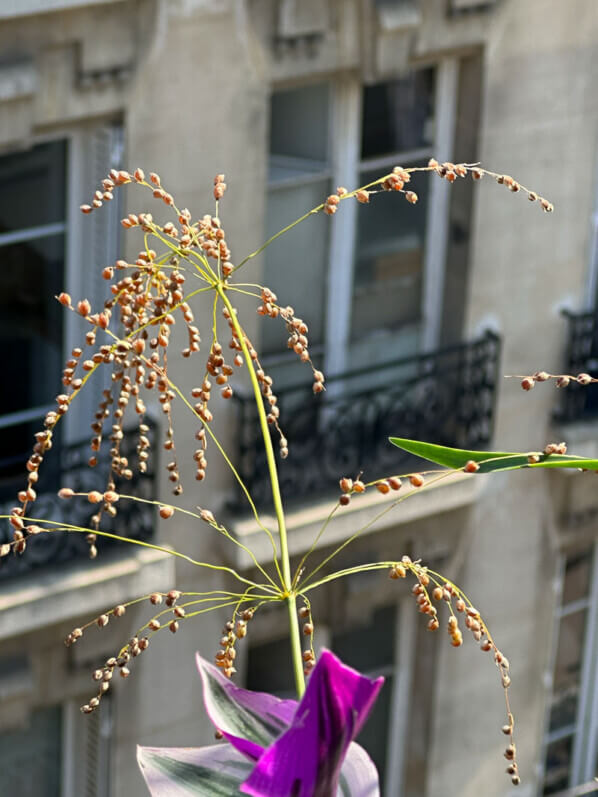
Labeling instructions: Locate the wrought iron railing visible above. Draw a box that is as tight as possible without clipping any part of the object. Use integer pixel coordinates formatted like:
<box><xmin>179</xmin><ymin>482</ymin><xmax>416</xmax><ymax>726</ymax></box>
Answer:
<box><xmin>0</xmin><ymin>421</ymin><xmax>157</xmax><ymax>581</ymax></box>
<box><xmin>556</xmin><ymin>310</ymin><xmax>598</xmax><ymax>422</ymax></box>
<box><xmin>232</xmin><ymin>332</ymin><xmax>501</xmax><ymax>510</ymax></box>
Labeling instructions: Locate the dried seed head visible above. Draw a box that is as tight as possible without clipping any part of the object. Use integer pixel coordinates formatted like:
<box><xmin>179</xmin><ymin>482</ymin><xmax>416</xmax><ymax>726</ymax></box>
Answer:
<box><xmin>339</xmin><ymin>477</ymin><xmax>353</xmax><ymax>493</ymax></box>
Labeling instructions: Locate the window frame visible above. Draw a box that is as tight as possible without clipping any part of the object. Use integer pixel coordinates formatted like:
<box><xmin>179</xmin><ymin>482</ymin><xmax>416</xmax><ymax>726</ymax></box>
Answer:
<box><xmin>245</xmin><ymin>594</ymin><xmax>417</xmax><ymax>795</ymax></box>
<box><xmin>0</xmin><ymin>124</ymin><xmax>124</xmax><ymax>456</ymax></box>
<box><xmin>540</xmin><ymin>543</ymin><xmax>598</xmax><ymax>792</ymax></box>
<box><xmin>325</xmin><ymin>58</ymin><xmax>459</xmax><ymax>375</ymax></box>
<box><xmin>265</xmin><ymin>58</ymin><xmax>458</xmax><ymax>375</ymax></box>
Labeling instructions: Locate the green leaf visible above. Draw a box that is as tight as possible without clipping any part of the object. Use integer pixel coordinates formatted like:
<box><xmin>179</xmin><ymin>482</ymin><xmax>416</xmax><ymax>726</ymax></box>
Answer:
<box><xmin>388</xmin><ymin>438</ymin><xmax>598</xmax><ymax>473</ymax></box>
<box><xmin>196</xmin><ymin>655</ymin><xmax>296</xmax><ymax>747</ymax></box>
<box><xmin>137</xmin><ymin>744</ymin><xmax>250</xmax><ymax>796</ymax></box>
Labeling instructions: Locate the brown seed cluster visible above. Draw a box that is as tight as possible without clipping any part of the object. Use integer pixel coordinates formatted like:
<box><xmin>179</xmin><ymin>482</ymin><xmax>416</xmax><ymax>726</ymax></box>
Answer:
<box><xmin>75</xmin><ymin>588</ymin><xmax>184</xmax><ymax>713</ymax></box>
<box><xmin>12</xmin><ymin>170</ymin><xmax>253</xmax><ymax>542</ymax></box>
<box><xmin>519</xmin><ymin>370</ymin><xmax>596</xmax><ymax>390</ymax></box>
<box><xmin>298</xmin><ymin>605</ymin><xmax>316</xmax><ymax>675</ymax></box>
<box><xmin>215</xmin><ymin>607</ymin><xmax>254</xmax><ymax>678</ymax></box>
<box><xmin>388</xmin><ymin>556</ymin><xmax>519</xmax><ymax>785</ymax></box>
<box><xmin>339</xmin><ymin>472</ymin><xmax>422</xmax><ymax>505</ymax></box>
<box><xmin>428</xmin><ymin>158</ymin><xmax>552</xmax><ymax>212</ymax></box>
<box><xmin>257</xmin><ymin>287</ymin><xmax>325</xmax><ymax>397</ymax></box>
<box><xmin>223</xmin><ymin>302</ymin><xmax>292</xmax><ymax>458</ymax></box>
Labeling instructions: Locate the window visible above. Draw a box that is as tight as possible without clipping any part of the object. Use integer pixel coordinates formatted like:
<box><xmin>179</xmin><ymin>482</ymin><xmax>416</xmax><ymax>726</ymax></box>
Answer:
<box><xmin>63</xmin><ymin>695</ymin><xmax>113</xmax><ymax>797</ymax></box>
<box><xmin>262</xmin><ymin>83</ymin><xmax>332</xmax><ymax>384</ymax></box>
<box><xmin>0</xmin><ymin>141</ymin><xmax>67</xmax><ymax>493</ymax></box>
<box><xmin>0</xmin><ymin>704</ymin><xmax>62</xmax><ymax>796</ymax></box>
<box><xmin>265</xmin><ymin>62</ymin><xmax>456</xmax><ymax>377</ymax></box>
<box><xmin>353</xmin><ymin>71</ymin><xmax>434</xmax><ymax>342</ymax></box>
<box><xmin>541</xmin><ymin>545</ymin><xmax>598</xmax><ymax>794</ymax></box>
<box><xmin>0</xmin><ymin>127</ymin><xmax>123</xmax><ymax>506</ymax></box>
<box><xmin>246</xmin><ymin>601</ymin><xmax>414</xmax><ymax>795</ymax></box>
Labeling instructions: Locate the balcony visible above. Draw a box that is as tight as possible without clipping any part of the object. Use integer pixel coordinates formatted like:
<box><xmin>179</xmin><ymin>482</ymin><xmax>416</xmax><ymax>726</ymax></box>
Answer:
<box><xmin>232</xmin><ymin>332</ymin><xmax>501</xmax><ymax>511</ymax></box>
<box><xmin>555</xmin><ymin>310</ymin><xmax>598</xmax><ymax>423</ymax></box>
<box><xmin>0</xmin><ymin>417</ymin><xmax>157</xmax><ymax>582</ymax></box>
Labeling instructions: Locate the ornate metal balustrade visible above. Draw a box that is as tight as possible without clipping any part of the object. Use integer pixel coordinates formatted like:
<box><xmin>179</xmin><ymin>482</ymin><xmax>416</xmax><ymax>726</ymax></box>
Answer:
<box><xmin>232</xmin><ymin>332</ymin><xmax>501</xmax><ymax>511</ymax></box>
<box><xmin>555</xmin><ymin>310</ymin><xmax>598</xmax><ymax>422</ymax></box>
<box><xmin>0</xmin><ymin>422</ymin><xmax>157</xmax><ymax>581</ymax></box>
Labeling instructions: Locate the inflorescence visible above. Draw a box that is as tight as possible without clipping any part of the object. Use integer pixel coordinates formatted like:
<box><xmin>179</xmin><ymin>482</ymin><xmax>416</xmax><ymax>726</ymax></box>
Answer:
<box><xmin>1</xmin><ymin>159</ymin><xmax>551</xmax><ymax>785</ymax></box>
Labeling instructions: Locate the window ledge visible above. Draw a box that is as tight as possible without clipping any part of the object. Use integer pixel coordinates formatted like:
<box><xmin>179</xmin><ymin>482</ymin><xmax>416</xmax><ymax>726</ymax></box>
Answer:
<box><xmin>0</xmin><ymin>548</ymin><xmax>174</xmax><ymax>641</ymax></box>
<box><xmin>229</xmin><ymin>470</ymin><xmax>482</xmax><ymax>569</ymax></box>
<box><xmin>0</xmin><ymin>0</ymin><xmax>125</xmax><ymax>19</ymax></box>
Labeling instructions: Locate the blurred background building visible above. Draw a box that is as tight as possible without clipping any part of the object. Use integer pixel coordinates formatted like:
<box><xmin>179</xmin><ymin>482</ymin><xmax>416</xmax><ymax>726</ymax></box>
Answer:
<box><xmin>0</xmin><ymin>0</ymin><xmax>597</xmax><ymax>795</ymax></box>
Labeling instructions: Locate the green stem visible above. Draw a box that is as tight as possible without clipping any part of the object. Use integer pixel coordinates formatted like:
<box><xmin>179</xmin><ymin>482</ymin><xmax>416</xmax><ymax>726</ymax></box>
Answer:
<box><xmin>217</xmin><ymin>285</ymin><xmax>306</xmax><ymax>697</ymax></box>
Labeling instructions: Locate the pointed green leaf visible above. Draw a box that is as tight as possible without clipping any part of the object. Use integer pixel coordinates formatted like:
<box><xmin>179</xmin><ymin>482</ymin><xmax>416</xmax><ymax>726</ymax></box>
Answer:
<box><xmin>388</xmin><ymin>438</ymin><xmax>598</xmax><ymax>473</ymax></box>
<box><xmin>137</xmin><ymin>744</ymin><xmax>250</xmax><ymax>796</ymax></box>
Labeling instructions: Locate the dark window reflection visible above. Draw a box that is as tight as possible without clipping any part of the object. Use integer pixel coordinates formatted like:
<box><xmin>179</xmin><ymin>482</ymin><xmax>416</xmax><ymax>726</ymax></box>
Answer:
<box><xmin>0</xmin><ymin>705</ymin><xmax>62</xmax><ymax>796</ymax></box>
<box><xmin>0</xmin><ymin>142</ymin><xmax>66</xmax><ymax>486</ymax></box>
<box><xmin>361</xmin><ymin>70</ymin><xmax>435</xmax><ymax>159</ymax></box>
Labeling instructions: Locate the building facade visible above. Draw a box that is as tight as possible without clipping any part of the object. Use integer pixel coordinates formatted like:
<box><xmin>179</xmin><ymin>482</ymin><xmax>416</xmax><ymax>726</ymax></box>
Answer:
<box><xmin>0</xmin><ymin>1</ymin><xmax>597</xmax><ymax>795</ymax></box>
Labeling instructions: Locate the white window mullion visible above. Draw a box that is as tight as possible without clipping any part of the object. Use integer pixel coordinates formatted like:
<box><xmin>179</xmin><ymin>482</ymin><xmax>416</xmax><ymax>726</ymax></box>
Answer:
<box><xmin>64</xmin><ymin>125</ymin><xmax>123</xmax><ymax>445</ymax></box>
<box><xmin>385</xmin><ymin>596</ymin><xmax>416</xmax><ymax>797</ymax></box>
<box><xmin>574</xmin><ymin>544</ymin><xmax>598</xmax><ymax>783</ymax></box>
<box><xmin>324</xmin><ymin>77</ymin><xmax>362</xmax><ymax>376</ymax></box>
<box><xmin>421</xmin><ymin>57</ymin><xmax>459</xmax><ymax>352</ymax></box>
<box><xmin>61</xmin><ymin>699</ymin><xmax>76</xmax><ymax>797</ymax></box>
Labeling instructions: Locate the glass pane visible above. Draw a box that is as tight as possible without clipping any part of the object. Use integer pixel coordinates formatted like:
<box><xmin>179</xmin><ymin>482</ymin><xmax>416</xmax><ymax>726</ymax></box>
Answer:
<box><xmin>246</xmin><ymin>635</ymin><xmax>295</xmax><ymax>698</ymax></box>
<box><xmin>269</xmin><ymin>83</ymin><xmax>330</xmax><ymax>179</ymax></box>
<box><xmin>549</xmin><ymin>608</ymin><xmax>587</xmax><ymax>732</ymax></box>
<box><xmin>361</xmin><ymin>69</ymin><xmax>435</xmax><ymax>159</ymax></box>
<box><xmin>0</xmin><ymin>705</ymin><xmax>62</xmax><ymax>796</ymax></box>
<box><xmin>0</xmin><ymin>141</ymin><xmax>66</xmax><ymax>232</ymax></box>
<box><xmin>0</xmin><ymin>233</ymin><xmax>64</xmax><ymax>478</ymax></box>
<box><xmin>261</xmin><ymin>180</ymin><xmax>330</xmax><ymax>357</ymax></box>
<box><xmin>562</xmin><ymin>548</ymin><xmax>593</xmax><ymax>605</ymax></box>
<box><xmin>351</xmin><ymin>161</ymin><xmax>429</xmax><ymax>340</ymax></box>
<box><xmin>543</xmin><ymin>734</ymin><xmax>573</xmax><ymax>794</ymax></box>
